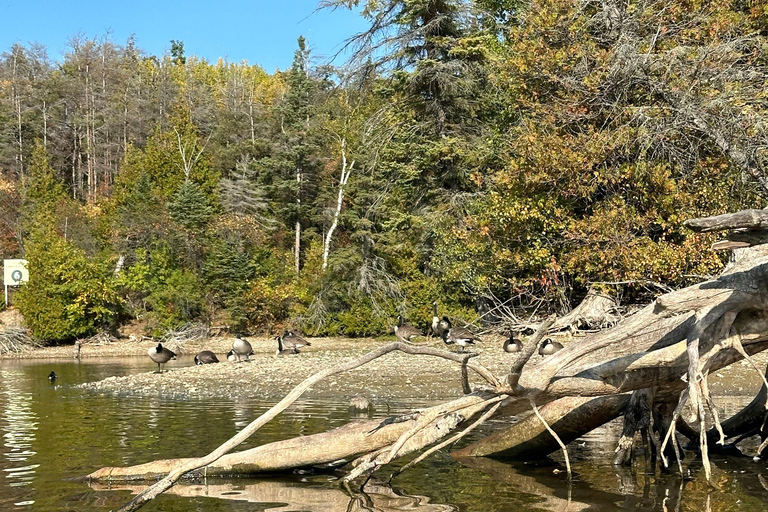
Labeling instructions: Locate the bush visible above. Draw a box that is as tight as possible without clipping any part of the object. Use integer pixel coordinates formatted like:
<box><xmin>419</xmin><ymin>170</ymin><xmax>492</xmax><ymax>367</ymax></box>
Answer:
<box><xmin>15</xmin><ymin>226</ymin><xmax>122</xmax><ymax>342</ymax></box>
<box><xmin>119</xmin><ymin>246</ymin><xmax>205</xmax><ymax>331</ymax></box>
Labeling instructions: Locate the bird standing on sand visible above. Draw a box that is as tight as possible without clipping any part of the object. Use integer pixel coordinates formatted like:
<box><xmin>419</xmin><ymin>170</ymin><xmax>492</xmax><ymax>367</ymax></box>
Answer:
<box><xmin>503</xmin><ymin>335</ymin><xmax>523</xmax><ymax>353</ymax></box>
<box><xmin>442</xmin><ymin>326</ymin><xmax>481</xmax><ymax>352</ymax></box>
<box><xmin>274</xmin><ymin>335</ymin><xmax>297</xmax><ymax>355</ymax></box>
<box><xmin>232</xmin><ymin>333</ymin><xmax>254</xmax><ymax>362</ymax></box>
<box><xmin>273</xmin><ymin>331</ymin><xmax>311</xmax><ymax>355</ymax></box>
<box><xmin>282</xmin><ymin>331</ymin><xmax>312</xmax><ymax>349</ymax></box>
<box><xmin>431</xmin><ymin>302</ymin><xmax>452</xmax><ymax>339</ymax></box>
<box><xmin>194</xmin><ymin>350</ymin><xmax>219</xmax><ymax>364</ymax></box>
<box><xmin>282</xmin><ymin>331</ymin><xmax>311</xmax><ymax>351</ymax></box>
<box><xmin>539</xmin><ymin>337</ymin><xmax>564</xmax><ymax>356</ymax></box>
<box><xmin>394</xmin><ymin>315</ymin><xmax>423</xmax><ymax>343</ymax></box>
<box><xmin>148</xmin><ymin>343</ymin><xmax>176</xmax><ymax>373</ymax></box>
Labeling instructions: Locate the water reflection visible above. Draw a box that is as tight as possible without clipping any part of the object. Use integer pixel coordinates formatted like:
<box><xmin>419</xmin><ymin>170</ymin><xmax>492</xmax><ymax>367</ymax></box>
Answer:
<box><xmin>90</xmin><ymin>477</ymin><xmax>456</xmax><ymax>511</ymax></box>
<box><xmin>3</xmin><ymin>357</ymin><xmax>768</xmax><ymax>511</ymax></box>
<box><xmin>0</xmin><ymin>367</ymin><xmax>38</xmax><ymax>507</ymax></box>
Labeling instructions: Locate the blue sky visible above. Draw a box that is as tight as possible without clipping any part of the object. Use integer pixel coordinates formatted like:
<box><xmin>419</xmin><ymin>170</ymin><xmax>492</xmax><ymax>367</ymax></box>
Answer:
<box><xmin>0</xmin><ymin>0</ymin><xmax>368</xmax><ymax>71</ymax></box>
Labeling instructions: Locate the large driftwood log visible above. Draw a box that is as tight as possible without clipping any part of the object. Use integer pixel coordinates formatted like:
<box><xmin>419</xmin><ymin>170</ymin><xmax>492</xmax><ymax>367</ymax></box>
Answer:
<box><xmin>89</xmin><ymin>394</ymin><xmax>495</xmax><ymax>481</ymax></box>
<box><xmin>452</xmin><ymin>395</ymin><xmax>630</xmax><ymax>458</ymax></box>
<box><xmin>102</xmin><ymin>210</ymin><xmax>768</xmax><ymax>511</ymax></box>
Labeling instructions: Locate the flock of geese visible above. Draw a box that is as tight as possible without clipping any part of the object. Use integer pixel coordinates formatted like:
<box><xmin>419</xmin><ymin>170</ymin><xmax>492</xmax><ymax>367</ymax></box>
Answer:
<box><xmin>398</xmin><ymin>301</ymin><xmax>565</xmax><ymax>355</ymax></box>
<box><xmin>146</xmin><ymin>331</ymin><xmax>312</xmax><ymax>373</ymax></box>
<box><xmin>146</xmin><ymin>302</ymin><xmax>564</xmax><ymax>373</ymax></box>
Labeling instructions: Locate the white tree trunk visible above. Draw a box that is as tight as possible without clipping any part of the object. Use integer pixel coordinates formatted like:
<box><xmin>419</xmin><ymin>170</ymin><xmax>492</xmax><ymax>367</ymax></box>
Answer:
<box><xmin>322</xmin><ymin>138</ymin><xmax>354</xmax><ymax>271</ymax></box>
<box><xmin>295</xmin><ymin>169</ymin><xmax>302</xmax><ymax>275</ymax></box>
<box><xmin>174</xmin><ymin>128</ymin><xmax>209</xmax><ymax>183</ymax></box>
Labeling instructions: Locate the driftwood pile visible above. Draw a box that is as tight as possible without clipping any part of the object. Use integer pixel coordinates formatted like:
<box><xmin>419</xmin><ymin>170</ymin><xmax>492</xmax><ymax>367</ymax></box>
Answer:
<box><xmin>0</xmin><ymin>327</ymin><xmax>39</xmax><ymax>354</ymax></box>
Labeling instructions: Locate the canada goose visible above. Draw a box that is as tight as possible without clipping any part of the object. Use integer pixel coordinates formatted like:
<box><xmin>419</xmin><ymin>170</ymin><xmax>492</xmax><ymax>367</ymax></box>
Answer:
<box><xmin>194</xmin><ymin>350</ymin><xmax>219</xmax><ymax>365</ymax></box>
<box><xmin>431</xmin><ymin>302</ymin><xmax>452</xmax><ymax>338</ymax></box>
<box><xmin>232</xmin><ymin>333</ymin><xmax>254</xmax><ymax>362</ymax></box>
<box><xmin>395</xmin><ymin>315</ymin><xmax>423</xmax><ymax>343</ymax></box>
<box><xmin>48</xmin><ymin>371</ymin><xmax>57</xmax><ymax>381</ymax></box>
<box><xmin>274</xmin><ymin>335</ymin><xmax>298</xmax><ymax>355</ymax></box>
<box><xmin>349</xmin><ymin>395</ymin><xmax>374</xmax><ymax>413</ymax></box>
<box><xmin>442</xmin><ymin>326</ymin><xmax>481</xmax><ymax>352</ymax></box>
<box><xmin>282</xmin><ymin>331</ymin><xmax>311</xmax><ymax>351</ymax></box>
<box><xmin>503</xmin><ymin>336</ymin><xmax>523</xmax><ymax>353</ymax></box>
<box><xmin>226</xmin><ymin>349</ymin><xmax>239</xmax><ymax>362</ymax></box>
<box><xmin>148</xmin><ymin>343</ymin><xmax>176</xmax><ymax>373</ymax></box>
<box><xmin>539</xmin><ymin>337</ymin><xmax>564</xmax><ymax>356</ymax></box>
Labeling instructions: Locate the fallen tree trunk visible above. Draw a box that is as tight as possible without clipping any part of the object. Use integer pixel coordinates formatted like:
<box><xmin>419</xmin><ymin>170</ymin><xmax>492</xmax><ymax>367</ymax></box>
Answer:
<box><xmin>452</xmin><ymin>394</ymin><xmax>630</xmax><ymax>458</ymax></box>
<box><xmin>100</xmin><ymin>210</ymin><xmax>768</xmax><ymax>511</ymax></box>
<box><xmin>88</xmin><ymin>393</ymin><xmax>495</xmax><ymax>481</ymax></box>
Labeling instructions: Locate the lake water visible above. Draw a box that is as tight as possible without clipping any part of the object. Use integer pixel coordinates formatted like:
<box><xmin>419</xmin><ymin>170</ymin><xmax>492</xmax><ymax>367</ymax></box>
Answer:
<box><xmin>2</xmin><ymin>357</ymin><xmax>768</xmax><ymax>511</ymax></box>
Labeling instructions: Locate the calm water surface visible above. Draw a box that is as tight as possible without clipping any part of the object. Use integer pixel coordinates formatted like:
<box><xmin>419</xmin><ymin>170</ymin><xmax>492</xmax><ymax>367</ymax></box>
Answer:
<box><xmin>2</xmin><ymin>357</ymin><xmax>768</xmax><ymax>511</ymax></box>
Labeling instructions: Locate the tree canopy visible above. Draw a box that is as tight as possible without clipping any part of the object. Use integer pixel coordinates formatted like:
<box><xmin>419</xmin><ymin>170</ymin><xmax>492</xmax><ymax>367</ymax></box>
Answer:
<box><xmin>0</xmin><ymin>0</ymin><xmax>764</xmax><ymax>340</ymax></box>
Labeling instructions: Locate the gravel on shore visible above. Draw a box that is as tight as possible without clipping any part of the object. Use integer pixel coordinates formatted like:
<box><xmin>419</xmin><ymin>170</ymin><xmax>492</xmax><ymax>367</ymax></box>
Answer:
<box><xmin>18</xmin><ymin>335</ymin><xmax>513</xmax><ymax>400</ymax></box>
<box><xmin>10</xmin><ymin>332</ymin><xmax>766</xmax><ymax>402</ymax></box>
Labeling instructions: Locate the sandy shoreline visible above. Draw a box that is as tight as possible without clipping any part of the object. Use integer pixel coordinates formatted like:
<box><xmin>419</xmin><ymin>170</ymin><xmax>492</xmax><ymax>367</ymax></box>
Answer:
<box><xmin>6</xmin><ymin>334</ymin><xmax>514</xmax><ymax>400</ymax></box>
<box><xmin>5</xmin><ymin>331</ymin><xmax>766</xmax><ymax>403</ymax></box>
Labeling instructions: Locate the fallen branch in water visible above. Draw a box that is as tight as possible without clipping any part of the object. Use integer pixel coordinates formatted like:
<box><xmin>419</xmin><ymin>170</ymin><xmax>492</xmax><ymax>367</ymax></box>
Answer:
<box><xmin>111</xmin><ymin>342</ymin><xmax>502</xmax><ymax>512</ymax></box>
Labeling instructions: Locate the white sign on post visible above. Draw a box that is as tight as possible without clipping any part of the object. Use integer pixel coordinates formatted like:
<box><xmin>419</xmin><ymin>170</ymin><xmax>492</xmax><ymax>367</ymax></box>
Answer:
<box><xmin>3</xmin><ymin>259</ymin><xmax>29</xmax><ymax>307</ymax></box>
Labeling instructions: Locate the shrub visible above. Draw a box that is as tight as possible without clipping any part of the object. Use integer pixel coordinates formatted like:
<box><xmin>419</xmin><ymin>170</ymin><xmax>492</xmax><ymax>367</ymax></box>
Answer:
<box><xmin>15</xmin><ymin>226</ymin><xmax>122</xmax><ymax>342</ymax></box>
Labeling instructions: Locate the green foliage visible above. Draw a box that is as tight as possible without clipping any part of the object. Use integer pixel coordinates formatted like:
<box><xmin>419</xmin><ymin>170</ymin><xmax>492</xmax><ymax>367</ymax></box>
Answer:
<box><xmin>1</xmin><ymin>1</ymin><xmax>766</xmax><ymax>337</ymax></box>
<box><xmin>118</xmin><ymin>245</ymin><xmax>205</xmax><ymax>330</ymax></box>
<box><xmin>169</xmin><ymin>181</ymin><xmax>214</xmax><ymax>230</ymax></box>
<box><xmin>24</xmin><ymin>144</ymin><xmax>67</xmax><ymax>213</ymax></box>
<box><xmin>14</xmin><ymin>225</ymin><xmax>122</xmax><ymax>342</ymax></box>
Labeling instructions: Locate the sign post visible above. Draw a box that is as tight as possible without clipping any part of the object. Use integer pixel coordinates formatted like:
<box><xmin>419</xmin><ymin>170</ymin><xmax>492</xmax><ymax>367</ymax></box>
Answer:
<box><xmin>3</xmin><ymin>259</ymin><xmax>29</xmax><ymax>307</ymax></box>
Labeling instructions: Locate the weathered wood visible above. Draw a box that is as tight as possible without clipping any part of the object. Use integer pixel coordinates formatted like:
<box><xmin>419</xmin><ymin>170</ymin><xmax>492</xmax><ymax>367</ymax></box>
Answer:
<box><xmin>725</xmin><ymin>230</ymin><xmax>768</xmax><ymax>246</ymax></box>
<box><xmin>110</xmin><ymin>343</ymin><xmax>499</xmax><ymax>511</ymax></box>
<box><xmin>453</xmin><ymin>395</ymin><xmax>630</xmax><ymax>458</ymax></box>
<box><xmin>506</xmin><ymin>315</ymin><xmax>556</xmax><ymax>391</ymax></box>
<box><xmin>551</xmin><ymin>289</ymin><xmax>620</xmax><ymax>331</ymax></box>
<box><xmin>88</xmin><ymin>418</ymin><xmax>418</xmax><ymax>481</ymax></box>
<box><xmin>684</xmin><ymin>209</ymin><xmax>768</xmax><ymax>232</ymax></box>
<box><xmin>103</xmin><ymin>212</ymin><xmax>768</xmax><ymax>510</ymax></box>
<box><xmin>705</xmin><ymin>364</ymin><xmax>768</xmax><ymax>444</ymax></box>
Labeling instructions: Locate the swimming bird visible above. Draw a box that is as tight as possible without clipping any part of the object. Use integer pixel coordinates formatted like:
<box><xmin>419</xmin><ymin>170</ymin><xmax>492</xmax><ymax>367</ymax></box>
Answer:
<box><xmin>194</xmin><ymin>350</ymin><xmax>219</xmax><ymax>364</ymax></box>
<box><xmin>539</xmin><ymin>337</ymin><xmax>564</xmax><ymax>356</ymax></box>
<box><xmin>226</xmin><ymin>349</ymin><xmax>239</xmax><ymax>362</ymax></box>
<box><xmin>503</xmin><ymin>335</ymin><xmax>523</xmax><ymax>353</ymax></box>
<box><xmin>232</xmin><ymin>333</ymin><xmax>254</xmax><ymax>362</ymax></box>
<box><xmin>442</xmin><ymin>326</ymin><xmax>482</xmax><ymax>352</ymax></box>
<box><xmin>394</xmin><ymin>315</ymin><xmax>423</xmax><ymax>343</ymax></box>
<box><xmin>431</xmin><ymin>302</ymin><xmax>452</xmax><ymax>338</ymax></box>
<box><xmin>349</xmin><ymin>395</ymin><xmax>374</xmax><ymax>413</ymax></box>
<box><xmin>147</xmin><ymin>343</ymin><xmax>176</xmax><ymax>373</ymax></box>
<box><xmin>48</xmin><ymin>371</ymin><xmax>57</xmax><ymax>381</ymax></box>
<box><xmin>282</xmin><ymin>331</ymin><xmax>311</xmax><ymax>352</ymax></box>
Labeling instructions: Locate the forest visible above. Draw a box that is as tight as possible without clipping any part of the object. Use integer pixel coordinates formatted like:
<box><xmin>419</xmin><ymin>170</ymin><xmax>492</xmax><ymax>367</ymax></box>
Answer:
<box><xmin>1</xmin><ymin>0</ymin><xmax>766</xmax><ymax>342</ymax></box>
